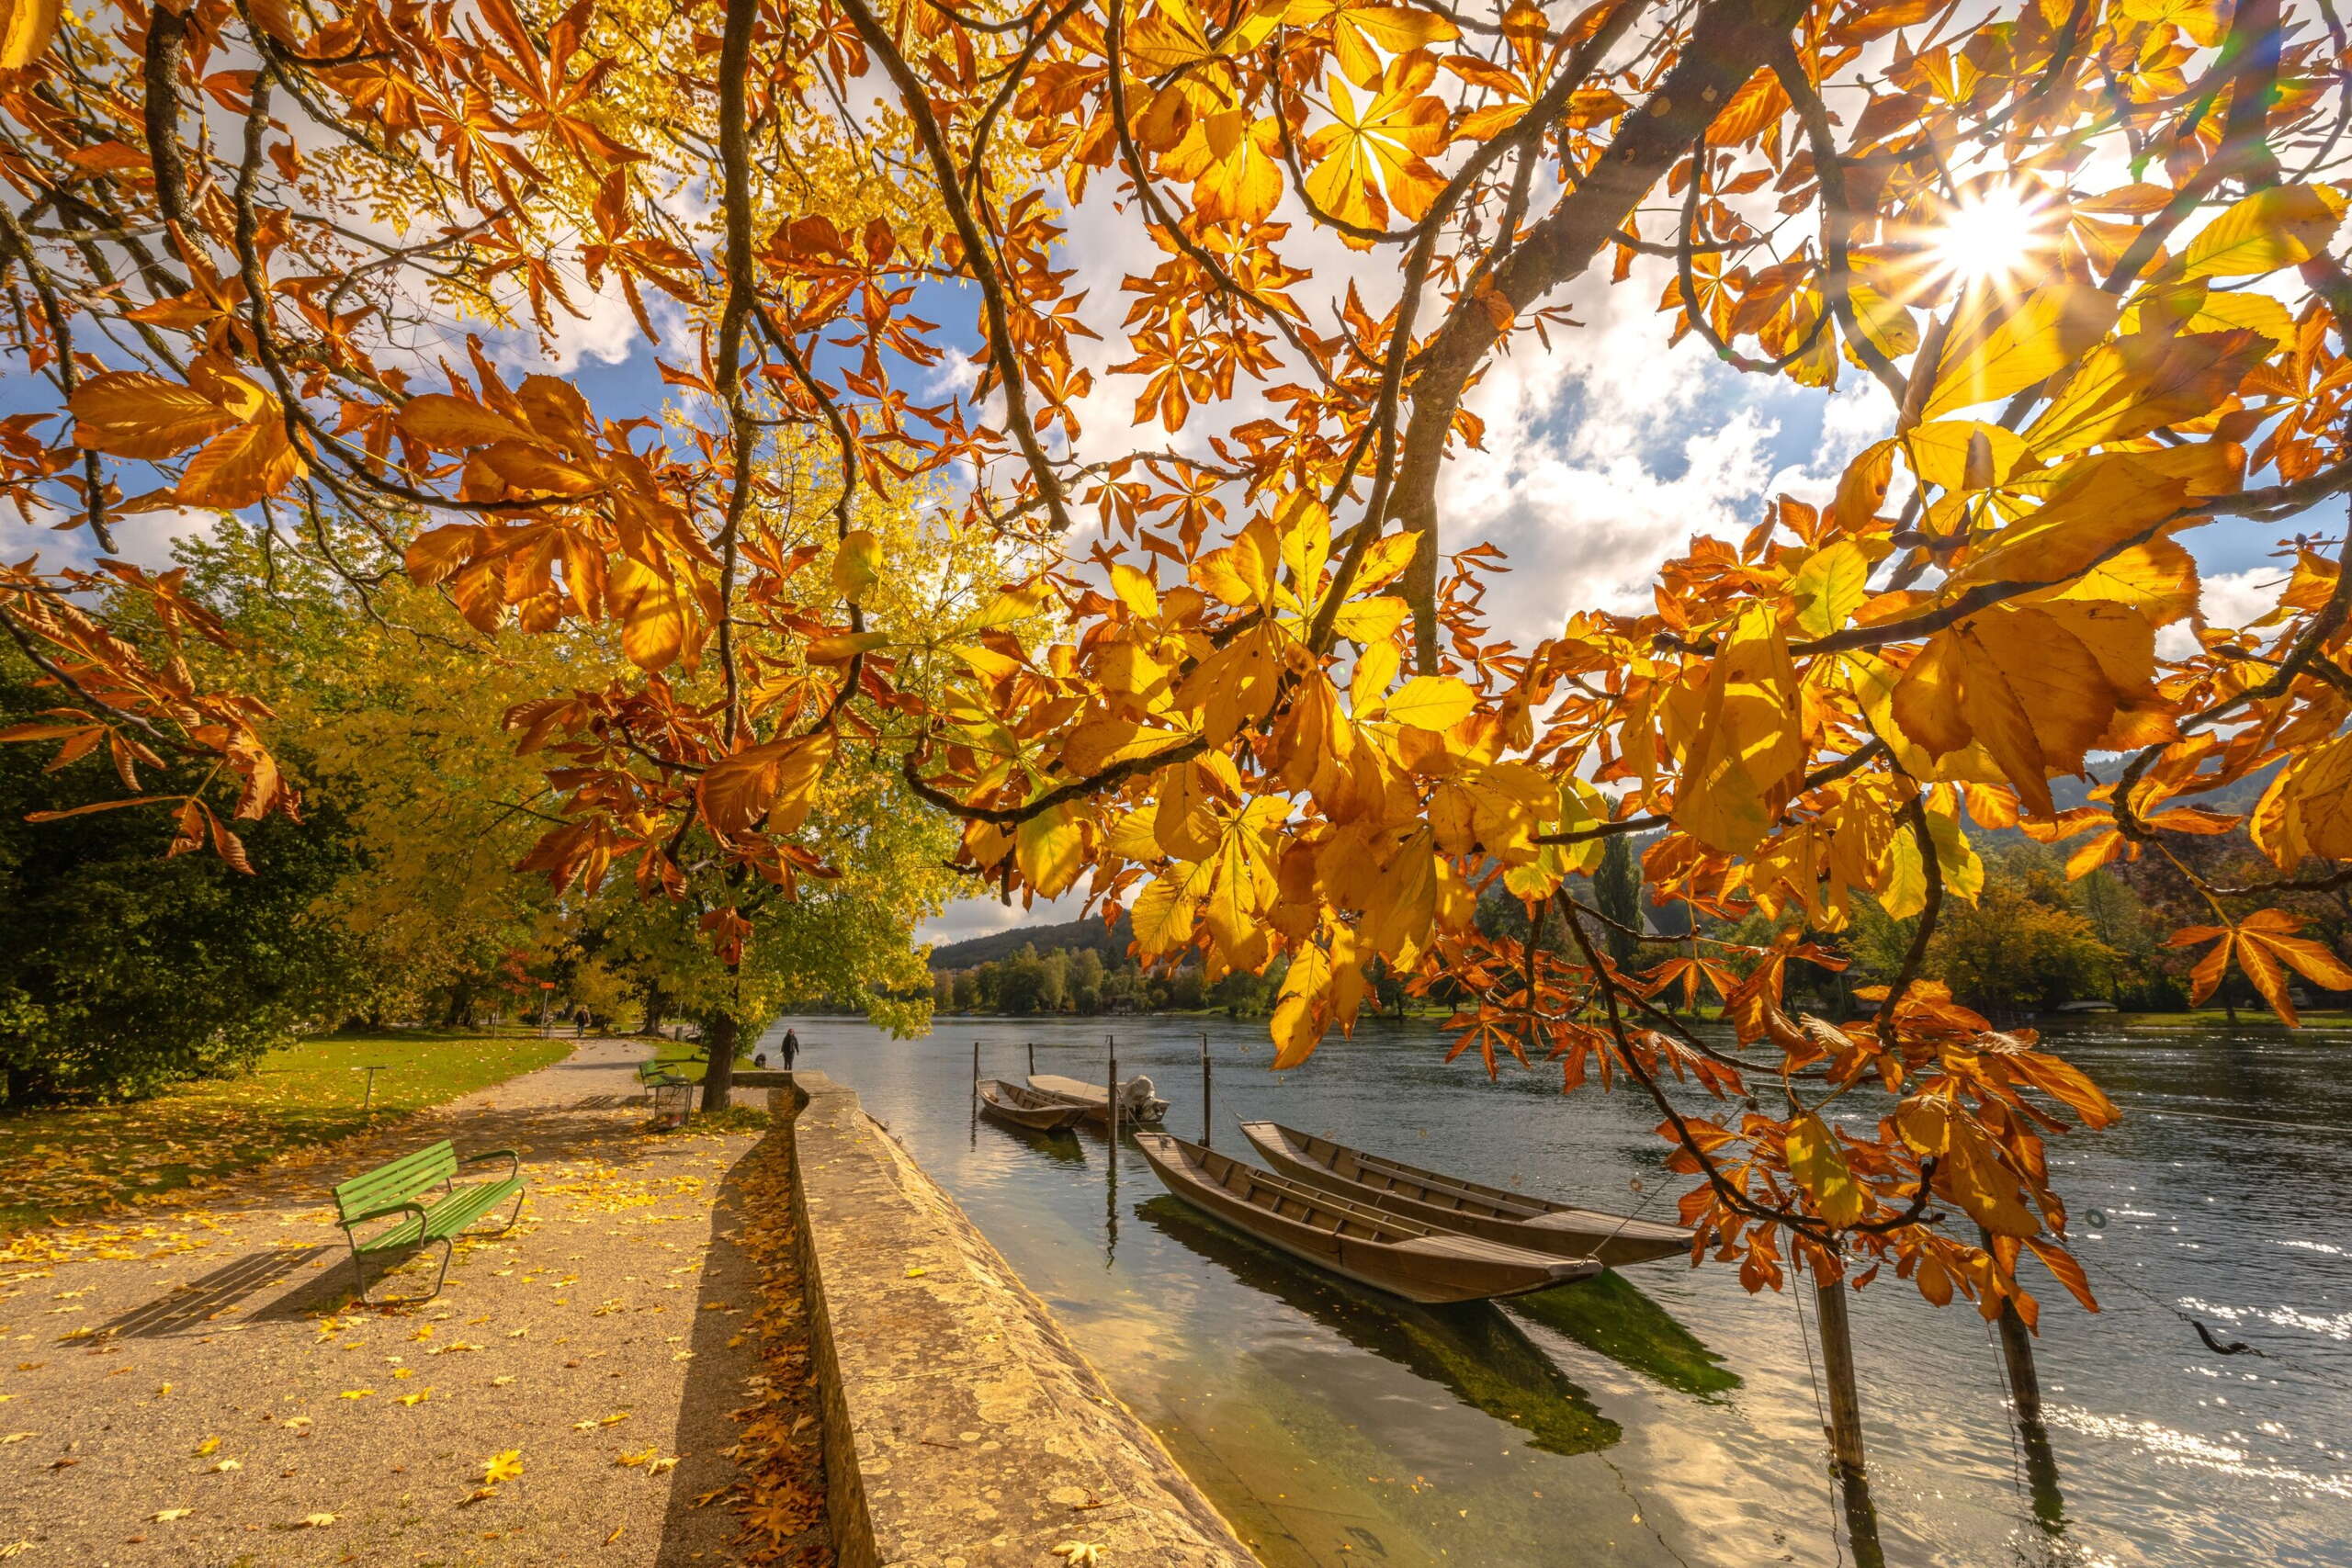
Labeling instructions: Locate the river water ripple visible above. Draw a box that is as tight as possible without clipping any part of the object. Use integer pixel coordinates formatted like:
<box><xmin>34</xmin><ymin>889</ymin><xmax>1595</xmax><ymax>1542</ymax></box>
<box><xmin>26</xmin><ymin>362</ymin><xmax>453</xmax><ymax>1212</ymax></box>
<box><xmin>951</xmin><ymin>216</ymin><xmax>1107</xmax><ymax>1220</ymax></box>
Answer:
<box><xmin>764</xmin><ymin>1014</ymin><xmax>2352</xmax><ymax>1568</ymax></box>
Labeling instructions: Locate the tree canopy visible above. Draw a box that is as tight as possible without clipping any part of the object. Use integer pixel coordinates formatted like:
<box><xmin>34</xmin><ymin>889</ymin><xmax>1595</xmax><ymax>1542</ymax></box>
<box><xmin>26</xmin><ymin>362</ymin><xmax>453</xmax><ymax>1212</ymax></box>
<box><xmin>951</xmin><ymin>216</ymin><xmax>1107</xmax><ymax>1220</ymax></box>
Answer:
<box><xmin>7</xmin><ymin>0</ymin><xmax>2352</xmax><ymax>1324</ymax></box>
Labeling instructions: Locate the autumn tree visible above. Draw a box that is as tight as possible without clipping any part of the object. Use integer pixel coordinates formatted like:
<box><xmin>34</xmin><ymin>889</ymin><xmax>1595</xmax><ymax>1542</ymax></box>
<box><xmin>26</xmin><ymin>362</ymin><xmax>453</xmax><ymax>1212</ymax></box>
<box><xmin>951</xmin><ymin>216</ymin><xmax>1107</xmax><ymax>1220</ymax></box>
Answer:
<box><xmin>11</xmin><ymin>0</ymin><xmax>2352</xmax><ymax>1337</ymax></box>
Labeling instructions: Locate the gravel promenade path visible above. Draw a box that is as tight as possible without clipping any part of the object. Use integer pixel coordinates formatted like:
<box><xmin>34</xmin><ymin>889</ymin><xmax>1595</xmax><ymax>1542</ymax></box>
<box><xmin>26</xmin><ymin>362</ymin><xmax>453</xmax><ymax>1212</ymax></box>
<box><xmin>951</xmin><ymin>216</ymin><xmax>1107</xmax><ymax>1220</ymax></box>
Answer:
<box><xmin>0</xmin><ymin>1037</ymin><xmax>822</xmax><ymax>1568</ymax></box>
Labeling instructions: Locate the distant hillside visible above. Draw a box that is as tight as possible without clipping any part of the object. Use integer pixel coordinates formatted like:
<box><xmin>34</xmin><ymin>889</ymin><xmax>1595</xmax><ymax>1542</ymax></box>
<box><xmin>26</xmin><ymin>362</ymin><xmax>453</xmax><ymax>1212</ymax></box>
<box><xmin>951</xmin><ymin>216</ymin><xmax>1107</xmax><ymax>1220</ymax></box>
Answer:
<box><xmin>928</xmin><ymin>912</ymin><xmax>1134</xmax><ymax>970</ymax></box>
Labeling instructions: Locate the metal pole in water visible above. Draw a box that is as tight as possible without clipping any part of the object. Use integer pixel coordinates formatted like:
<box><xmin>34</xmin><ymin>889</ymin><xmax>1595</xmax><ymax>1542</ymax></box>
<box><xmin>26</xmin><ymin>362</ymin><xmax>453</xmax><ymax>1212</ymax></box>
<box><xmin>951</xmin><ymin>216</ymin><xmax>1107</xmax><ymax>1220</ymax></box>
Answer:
<box><xmin>1201</xmin><ymin>1032</ymin><xmax>1212</xmax><ymax>1145</ymax></box>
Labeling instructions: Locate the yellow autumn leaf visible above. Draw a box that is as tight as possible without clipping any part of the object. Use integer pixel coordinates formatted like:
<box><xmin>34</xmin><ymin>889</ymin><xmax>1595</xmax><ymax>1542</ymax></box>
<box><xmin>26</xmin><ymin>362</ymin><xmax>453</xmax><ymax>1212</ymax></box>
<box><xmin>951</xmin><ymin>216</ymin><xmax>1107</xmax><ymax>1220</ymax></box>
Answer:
<box><xmin>607</xmin><ymin>558</ymin><xmax>688</xmax><ymax>672</ymax></box>
<box><xmin>0</xmin><ymin>0</ymin><xmax>62</xmax><ymax>68</ymax></box>
<box><xmin>1014</xmin><ymin>802</ymin><xmax>1086</xmax><ymax>897</ymax></box>
<box><xmin>1922</xmin><ymin>283</ymin><xmax>2120</xmax><ymax>419</ymax></box>
<box><xmin>1785</xmin><ymin>1111</ymin><xmax>1865</xmax><ymax>1227</ymax></box>
<box><xmin>2181</xmin><ymin>184</ymin><xmax>2348</xmax><ymax>278</ymax></box>
<box><xmin>830</xmin><ymin>529</ymin><xmax>881</xmax><ymax>601</ymax></box>
<box><xmin>482</xmin><ymin>1449</ymin><xmax>525</xmax><ymax>1485</ymax></box>
<box><xmin>1380</xmin><ymin>674</ymin><xmax>1476</xmax><ymax>731</ymax></box>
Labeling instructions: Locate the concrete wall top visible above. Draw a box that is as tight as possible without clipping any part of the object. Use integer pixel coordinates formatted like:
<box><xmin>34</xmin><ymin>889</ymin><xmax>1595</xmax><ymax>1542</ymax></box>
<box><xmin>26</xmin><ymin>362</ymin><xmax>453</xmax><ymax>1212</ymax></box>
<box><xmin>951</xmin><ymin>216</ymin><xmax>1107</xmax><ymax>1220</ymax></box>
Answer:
<box><xmin>784</xmin><ymin>1071</ymin><xmax>1259</xmax><ymax>1568</ymax></box>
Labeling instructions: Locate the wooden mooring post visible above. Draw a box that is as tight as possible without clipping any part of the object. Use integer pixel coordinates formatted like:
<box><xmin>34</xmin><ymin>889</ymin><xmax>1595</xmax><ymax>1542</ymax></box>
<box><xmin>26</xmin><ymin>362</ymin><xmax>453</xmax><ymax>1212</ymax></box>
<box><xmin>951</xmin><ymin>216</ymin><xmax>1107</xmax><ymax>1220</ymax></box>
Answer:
<box><xmin>1027</xmin><ymin>1041</ymin><xmax>1035</xmax><ymax>1077</ymax></box>
<box><xmin>1984</xmin><ymin>1230</ymin><xmax>2064</xmax><ymax>1533</ymax></box>
<box><xmin>1814</xmin><ymin>1273</ymin><xmax>1868</xmax><ymax>1477</ymax></box>
<box><xmin>1810</xmin><ymin>1261</ymin><xmax>1887</xmax><ymax>1566</ymax></box>
<box><xmin>1201</xmin><ymin>1032</ymin><xmax>1213</xmax><ymax>1145</ymax></box>
<box><xmin>971</xmin><ymin>1040</ymin><xmax>979</xmax><ymax>1097</ymax></box>
<box><xmin>1107</xmin><ymin>1034</ymin><xmax>1119</xmax><ymax>1145</ymax></box>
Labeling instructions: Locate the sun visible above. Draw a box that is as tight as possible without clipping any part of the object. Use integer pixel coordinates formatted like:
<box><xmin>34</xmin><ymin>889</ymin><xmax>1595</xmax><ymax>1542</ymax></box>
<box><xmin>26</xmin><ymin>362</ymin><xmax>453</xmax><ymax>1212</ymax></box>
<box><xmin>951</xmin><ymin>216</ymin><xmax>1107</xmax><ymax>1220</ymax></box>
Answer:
<box><xmin>1928</xmin><ymin>185</ymin><xmax>2052</xmax><ymax>286</ymax></box>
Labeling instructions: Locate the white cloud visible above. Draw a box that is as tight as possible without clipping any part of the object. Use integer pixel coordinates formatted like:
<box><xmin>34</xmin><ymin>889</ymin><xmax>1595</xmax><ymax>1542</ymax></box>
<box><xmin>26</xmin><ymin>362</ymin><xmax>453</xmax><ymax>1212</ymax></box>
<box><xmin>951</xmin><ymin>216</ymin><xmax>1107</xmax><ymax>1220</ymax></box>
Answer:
<box><xmin>919</xmin><ymin>887</ymin><xmax>1087</xmax><ymax>947</ymax></box>
<box><xmin>0</xmin><ymin>502</ymin><xmax>214</xmax><ymax>573</ymax></box>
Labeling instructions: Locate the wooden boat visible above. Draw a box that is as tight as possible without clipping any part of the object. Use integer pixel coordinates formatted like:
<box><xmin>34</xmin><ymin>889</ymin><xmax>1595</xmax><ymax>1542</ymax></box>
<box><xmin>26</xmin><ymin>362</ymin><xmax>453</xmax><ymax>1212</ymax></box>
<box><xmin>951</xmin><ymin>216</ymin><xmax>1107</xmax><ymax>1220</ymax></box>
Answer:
<box><xmin>1131</xmin><ymin>1132</ymin><xmax>1599</xmax><ymax>1304</ymax></box>
<box><xmin>977</xmin><ymin>1079</ymin><xmax>1089</xmax><ymax>1132</ymax></box>
<box><xmin>1026</xmin><ymin>1073</ymin><xmax>1169</xmax><ymax>1125</ymax></box>
<box><xmin>1238</xmin><ymin>1121</ymin><xmax>1693</xmax><ymax>1269</ymax></box>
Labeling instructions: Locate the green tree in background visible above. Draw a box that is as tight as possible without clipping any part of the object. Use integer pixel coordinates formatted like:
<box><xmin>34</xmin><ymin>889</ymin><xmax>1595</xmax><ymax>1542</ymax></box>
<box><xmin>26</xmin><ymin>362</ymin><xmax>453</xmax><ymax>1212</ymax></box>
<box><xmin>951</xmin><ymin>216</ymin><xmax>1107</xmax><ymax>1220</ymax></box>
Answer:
<box><xmin>1595</xmin><ymin>835</ymin><xmax>1644</xmax><ymax>970</ymax></box>
<box><xmin>0</xmin><ymin>657</ymin><xmax>356</xmax><ymax>1104</ymax></box>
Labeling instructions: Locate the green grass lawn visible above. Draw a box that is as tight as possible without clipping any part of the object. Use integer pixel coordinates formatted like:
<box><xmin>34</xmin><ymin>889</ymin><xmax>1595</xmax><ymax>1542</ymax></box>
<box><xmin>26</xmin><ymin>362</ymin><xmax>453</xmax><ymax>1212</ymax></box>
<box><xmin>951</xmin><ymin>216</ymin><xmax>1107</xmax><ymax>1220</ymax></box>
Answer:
<box><xmin>644</xmin><ymin>1033</ymin><xmax>761</xmax><ymax>1083</ymax></box>
<box><xmin>0</xmin><ymin>1031</ymin><xmax>572</xmax><ymax>1231</ymax></box>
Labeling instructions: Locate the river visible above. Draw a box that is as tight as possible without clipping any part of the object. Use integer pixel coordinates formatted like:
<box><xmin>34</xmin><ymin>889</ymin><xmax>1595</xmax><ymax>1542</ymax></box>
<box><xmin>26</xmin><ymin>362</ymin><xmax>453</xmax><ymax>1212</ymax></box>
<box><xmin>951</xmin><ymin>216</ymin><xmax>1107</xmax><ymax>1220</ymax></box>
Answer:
<box><xmin>759</xmin><ymin>1013</ymin><xmax>2352</xmax><ymax>1568</ymax></box>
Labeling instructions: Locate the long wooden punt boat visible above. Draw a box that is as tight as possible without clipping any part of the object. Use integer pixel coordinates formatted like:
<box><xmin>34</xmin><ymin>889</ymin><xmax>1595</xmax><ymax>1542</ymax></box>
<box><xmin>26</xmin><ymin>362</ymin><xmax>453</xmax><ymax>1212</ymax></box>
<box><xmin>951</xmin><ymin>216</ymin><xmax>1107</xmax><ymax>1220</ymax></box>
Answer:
<box><xmin>1026</xmin><ymin>1073</ymin><xmax>1170</xmax><ymax>1125</ymax></box>
<box><xmin>1238</xmin><ymin>1121</ymin><xmax>1694</xmax><ymax>1269</ymax></box>
<box><xmin>1132</xmin><ymin>1132</ymin><xmax>1599</xmax><ymax>1303</ymax></box>
<box><xmin>977</xmin><ymin>1079</ymin><xmax>1090</xmax><ymax>1132</ymax></box>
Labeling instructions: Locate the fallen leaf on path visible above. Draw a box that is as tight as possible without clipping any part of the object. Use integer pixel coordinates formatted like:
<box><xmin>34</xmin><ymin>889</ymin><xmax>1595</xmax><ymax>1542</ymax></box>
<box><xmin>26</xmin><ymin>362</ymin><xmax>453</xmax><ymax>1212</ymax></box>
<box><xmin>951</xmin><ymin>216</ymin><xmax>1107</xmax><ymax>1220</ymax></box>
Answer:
<box><xmin>302</xmin><ymin>1512</ymin><xmax>337</xmax><ymax>1528</ymax></box>
<box><xmin>0</xmin><ymin>1433</ymin><xmax>31</xmax><ymax>1444</ymax></box>
<box><xmin>338</xmin><ymin>1389</ymin><xmax>373</xmax><ymax>1400</ymax></box>
<box><xmin>616</xmin><ymin>1447</ymin><xmax>657</xmax><ymax>1467</ymax></box>
<box><xmin>1052</xmin><ymin>1545</ymin><xmax>1104</xmax><ymax>1566</ymax></box>
<box><xmin>398</xmin><ymin>1392</ymin><xmax>430</xmax><ymax>1406</ymax></box>
<box><xmin>194</xmin><ymin>1436</ymin><xmax>219</xmax><ymax>1456</ymax></box>
<box><xmin>211</xmin><ymin>1460</ymin><xmax>241</xmax><ymax>1472</ymax></box>
<box><xmin>491</xmin><ymin>1375</ymin><xmax>515</xmax><ymax>1386</ymax></box>
<box><xmin>482</xmin><ymin>1449</ymin><xmax>524</xmax><ymax>1484</ymax></box>
<box><xmin>153</xmin><ymin>1509</ymin><xmax>191</xmax><ymax>1522</ymax></box>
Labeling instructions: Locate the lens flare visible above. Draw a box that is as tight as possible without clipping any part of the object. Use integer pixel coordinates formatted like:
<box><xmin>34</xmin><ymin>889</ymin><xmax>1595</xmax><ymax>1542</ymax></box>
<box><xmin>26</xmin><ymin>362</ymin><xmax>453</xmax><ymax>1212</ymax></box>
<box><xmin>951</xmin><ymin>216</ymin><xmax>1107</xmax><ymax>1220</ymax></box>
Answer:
<box><xmin>1930</xmin><ymin>186</ymin><xmax>2050</xmax><ymax>285</ymax></box>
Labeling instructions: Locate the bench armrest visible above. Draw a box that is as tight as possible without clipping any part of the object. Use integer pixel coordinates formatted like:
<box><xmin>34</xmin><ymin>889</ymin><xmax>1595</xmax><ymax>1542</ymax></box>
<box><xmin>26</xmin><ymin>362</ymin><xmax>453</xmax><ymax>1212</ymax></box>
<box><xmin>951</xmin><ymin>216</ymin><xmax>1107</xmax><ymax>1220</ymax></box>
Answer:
<box><xmin>341</xmin><ymin>1199</ymin><xmax>427</xmax><ymax>1232</ymax></box>
<box><xmin>458</xmin><ymin>1148</ymin><xmax>521</xmax><ymax>1183</ymax></box>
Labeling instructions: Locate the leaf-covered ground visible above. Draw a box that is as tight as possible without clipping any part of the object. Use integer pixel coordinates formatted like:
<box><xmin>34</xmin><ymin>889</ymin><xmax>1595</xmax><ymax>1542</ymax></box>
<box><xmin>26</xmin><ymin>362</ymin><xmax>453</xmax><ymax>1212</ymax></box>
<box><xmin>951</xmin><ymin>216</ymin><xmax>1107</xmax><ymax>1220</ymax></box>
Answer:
<box><xmin>0</xmin><ymin>1039</ymin><xmax>831</xmax><ymax>1565</ymax></box>
<box><xmin>0</xmin><ymin>1032</ymin><xmax>574</xmax><ymax>1231</ymax></box>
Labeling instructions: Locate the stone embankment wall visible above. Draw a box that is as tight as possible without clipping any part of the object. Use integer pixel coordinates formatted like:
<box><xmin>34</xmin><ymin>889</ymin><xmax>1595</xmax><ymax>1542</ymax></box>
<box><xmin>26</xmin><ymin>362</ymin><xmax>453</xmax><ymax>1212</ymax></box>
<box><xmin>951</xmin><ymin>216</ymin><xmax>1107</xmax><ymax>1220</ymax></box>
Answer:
<box><xmin>769</xmin><ymin>1071</ymin><xmax>1258</xmax><ymax>1568</ymax></box>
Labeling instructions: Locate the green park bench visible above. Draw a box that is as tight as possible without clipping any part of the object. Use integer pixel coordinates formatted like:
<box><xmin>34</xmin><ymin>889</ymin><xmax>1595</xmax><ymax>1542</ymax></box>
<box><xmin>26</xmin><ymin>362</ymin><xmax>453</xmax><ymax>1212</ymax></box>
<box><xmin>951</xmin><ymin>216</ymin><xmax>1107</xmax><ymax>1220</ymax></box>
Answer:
<box><xmin>637</xmin><ymin>1055</ymin><xmax>699</xmax><ymax>1125</ymax></box>
<box><xmin>333</xmin><ymin>1140</ymin><xmax>524</xmax><ymax>1303</ymax></box>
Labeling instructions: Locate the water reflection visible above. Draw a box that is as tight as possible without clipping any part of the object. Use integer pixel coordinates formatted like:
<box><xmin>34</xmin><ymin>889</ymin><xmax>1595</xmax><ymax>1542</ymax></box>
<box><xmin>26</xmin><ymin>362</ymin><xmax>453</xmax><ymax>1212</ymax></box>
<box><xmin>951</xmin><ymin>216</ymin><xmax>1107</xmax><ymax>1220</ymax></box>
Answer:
<box><xmin>1138</xmin><ymin>1194</ymin><xmax>1621</xmax><ymax>1457</ymax></box>
<box><xmin>1506</xmin><ymin>1271</ymin><xmax>1741</xmax><ymax>1399</ymax></box>
<box><xmin>975</xmin><ymin>1111</ymin><xmax>1089</xmax><ymax>1164</ymax></box>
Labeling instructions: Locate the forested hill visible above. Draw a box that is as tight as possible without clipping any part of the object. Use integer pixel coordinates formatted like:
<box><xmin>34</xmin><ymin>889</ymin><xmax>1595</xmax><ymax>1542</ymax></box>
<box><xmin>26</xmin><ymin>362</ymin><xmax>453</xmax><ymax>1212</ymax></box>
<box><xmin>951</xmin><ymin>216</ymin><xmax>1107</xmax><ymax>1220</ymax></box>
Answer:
<box><xmin>927</xmin><ymin>914</ymin><xmax>1134</xmax><ymax>970</ymax></box>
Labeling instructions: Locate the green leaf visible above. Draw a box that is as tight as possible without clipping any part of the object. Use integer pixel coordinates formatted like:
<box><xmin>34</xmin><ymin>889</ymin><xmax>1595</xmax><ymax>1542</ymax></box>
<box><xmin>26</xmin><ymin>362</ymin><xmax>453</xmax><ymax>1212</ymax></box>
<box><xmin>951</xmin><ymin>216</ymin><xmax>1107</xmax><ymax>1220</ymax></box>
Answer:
<box><xmin>1790</xmin><ymin>540</ymin><xmax>1870</xmax><ymax>638</ymax></box>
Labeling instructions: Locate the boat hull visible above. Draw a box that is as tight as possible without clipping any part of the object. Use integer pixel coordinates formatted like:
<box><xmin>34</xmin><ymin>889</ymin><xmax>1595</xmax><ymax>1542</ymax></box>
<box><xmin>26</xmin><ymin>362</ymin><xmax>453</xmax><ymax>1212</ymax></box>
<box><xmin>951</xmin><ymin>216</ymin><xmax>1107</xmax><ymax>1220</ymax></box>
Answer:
<box><xmin>1240</xmin><ymin>1121</ymin><xmax>1692</xmax><ymax>1269</ymax></box>
<box><xmin>1026</xmin><ymin>1073</ymin><xmax>1169</xmax><ymax>1125</ymax></box>
<box><xmin>1132</xmin><ymin>1133</ymin><xmax>1595</xmax><ymax>1304</ymax></box>
<box><xmin>978</xmin><ymin>1080</ymin><xmax>1089</xmax><ymax>1132</ymax></box>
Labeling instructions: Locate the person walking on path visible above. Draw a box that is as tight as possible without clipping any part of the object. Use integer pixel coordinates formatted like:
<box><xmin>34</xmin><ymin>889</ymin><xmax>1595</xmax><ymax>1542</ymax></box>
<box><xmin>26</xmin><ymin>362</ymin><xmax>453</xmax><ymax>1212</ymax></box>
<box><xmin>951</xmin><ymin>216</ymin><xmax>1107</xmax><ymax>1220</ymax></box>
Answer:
<box><xmin>780</xmin><ymin>1027</ymin><xmax>800</xmax><ymax>1073</ymax></box>
<box><xmin>575</xmin><ymin>1005</ymin><xmax>591</xmax><ymax>1037</ymax></box>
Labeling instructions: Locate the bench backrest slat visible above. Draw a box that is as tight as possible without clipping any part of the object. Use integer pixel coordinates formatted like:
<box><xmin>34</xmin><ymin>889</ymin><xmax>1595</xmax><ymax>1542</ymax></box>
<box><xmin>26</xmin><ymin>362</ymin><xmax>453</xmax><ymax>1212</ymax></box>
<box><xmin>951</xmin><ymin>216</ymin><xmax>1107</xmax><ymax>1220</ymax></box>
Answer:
<box><xmin>334</xmin><ymin>1140</ymin><xmax>458</xmax><ymax>1218</ymax></box>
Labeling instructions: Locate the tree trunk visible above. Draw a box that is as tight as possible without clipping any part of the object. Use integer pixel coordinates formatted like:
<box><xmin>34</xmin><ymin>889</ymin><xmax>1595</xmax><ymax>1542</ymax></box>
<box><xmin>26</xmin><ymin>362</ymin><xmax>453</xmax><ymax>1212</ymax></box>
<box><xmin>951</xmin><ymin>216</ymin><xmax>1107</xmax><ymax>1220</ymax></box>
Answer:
<box><xmin>700</xmin><ymin>1013</ymin><xmax>738</xmax><ymax>1112</ymax></box>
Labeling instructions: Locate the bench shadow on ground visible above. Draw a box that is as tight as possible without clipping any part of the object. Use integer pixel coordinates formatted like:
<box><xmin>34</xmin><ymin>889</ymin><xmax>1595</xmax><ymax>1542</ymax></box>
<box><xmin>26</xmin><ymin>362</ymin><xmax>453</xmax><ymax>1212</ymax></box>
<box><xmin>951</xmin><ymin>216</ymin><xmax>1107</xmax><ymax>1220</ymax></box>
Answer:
<box><xmin>653</xmin><ymin>1125</ymin><xmax>831</xmax><ymax>1568</ymax></box>
<box><xmin>90</xmin><ymin>1088</ymin><xmax>688</xmax><ymax>1337</ymax></box>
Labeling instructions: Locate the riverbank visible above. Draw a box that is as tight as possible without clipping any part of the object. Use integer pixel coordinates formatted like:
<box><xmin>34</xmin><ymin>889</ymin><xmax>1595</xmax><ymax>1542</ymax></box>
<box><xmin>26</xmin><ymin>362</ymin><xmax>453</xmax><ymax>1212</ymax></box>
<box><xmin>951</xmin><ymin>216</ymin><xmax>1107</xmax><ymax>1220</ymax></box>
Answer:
<box><xmin>785</xmin><ymin>1071</ymin><xmax>1255</xmax><ymax>1566</ymax></box>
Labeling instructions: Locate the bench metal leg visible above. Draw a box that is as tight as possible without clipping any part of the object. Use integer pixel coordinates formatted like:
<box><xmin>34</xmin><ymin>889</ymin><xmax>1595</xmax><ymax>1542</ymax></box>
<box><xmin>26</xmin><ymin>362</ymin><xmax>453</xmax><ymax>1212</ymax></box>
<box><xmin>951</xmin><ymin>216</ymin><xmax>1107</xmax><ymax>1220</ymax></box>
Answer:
<box><xmin>481</xmin><ymin>1186</ymin><xmax>526</xmax><ymax>1239</ymax></box>
<box><xmin>350</xmin><ymin>1236</ymin><xmax>452</xmax><ymax>1305</ymax></box>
